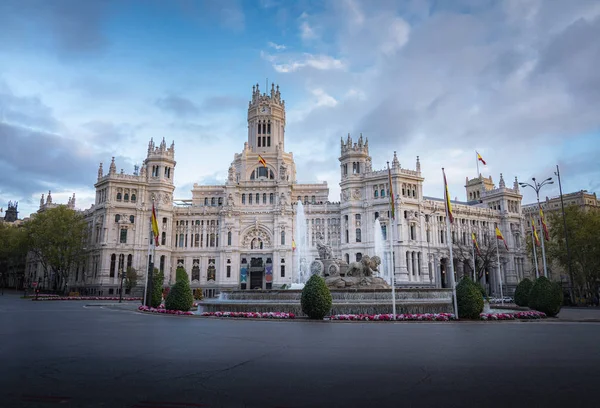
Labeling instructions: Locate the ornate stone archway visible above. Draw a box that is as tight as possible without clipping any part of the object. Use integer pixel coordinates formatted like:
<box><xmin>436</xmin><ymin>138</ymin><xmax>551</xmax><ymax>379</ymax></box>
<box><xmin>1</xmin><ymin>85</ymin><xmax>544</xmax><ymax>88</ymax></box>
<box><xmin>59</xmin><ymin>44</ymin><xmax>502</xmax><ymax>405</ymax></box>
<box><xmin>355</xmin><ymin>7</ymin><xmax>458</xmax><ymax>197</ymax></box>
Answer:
<box><xmin>241</xmin><ymin>223</ymin><xmax>272</xmax><ymax>250</ymax></box>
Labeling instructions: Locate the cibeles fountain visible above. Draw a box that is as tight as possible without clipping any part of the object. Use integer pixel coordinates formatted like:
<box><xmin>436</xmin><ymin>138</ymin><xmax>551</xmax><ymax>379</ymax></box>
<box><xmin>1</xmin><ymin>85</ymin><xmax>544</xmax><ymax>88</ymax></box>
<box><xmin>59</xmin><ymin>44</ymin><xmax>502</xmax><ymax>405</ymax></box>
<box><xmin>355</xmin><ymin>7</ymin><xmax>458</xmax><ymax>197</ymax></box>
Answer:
<box><xmin>199</xmin><ymin>206</ymin><xmax>454</xmax><ymax>316</ymax></box>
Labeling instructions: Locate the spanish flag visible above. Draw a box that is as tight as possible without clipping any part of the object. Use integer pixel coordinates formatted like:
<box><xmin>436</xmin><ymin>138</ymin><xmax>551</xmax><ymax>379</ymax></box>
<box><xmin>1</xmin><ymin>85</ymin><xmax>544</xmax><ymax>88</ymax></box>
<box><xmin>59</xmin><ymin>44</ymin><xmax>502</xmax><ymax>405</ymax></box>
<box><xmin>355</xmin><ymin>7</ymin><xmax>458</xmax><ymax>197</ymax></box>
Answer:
<box><xmin>387</xmin><ymin>162</ymin><xmax>395</xmax><ymax>220</ymax></box>
<box><xmin>539</xmin><ymin>206</ymin><xmax>549</xmax><ymax>241</ymax></box>
<box><xmin>151</xmin><ymin>202</ymin><xmax>160</xmax><ymax>247</ymax></box>
<box><xmin>476</xmin><ymin>151</ymin><xmax>486</xmax><ymax>165</ymax></box>
<box><xmin>258</xmin><ymin>155</ymin><xmax>267</xmax><ymax>167</ymax></box>
<box><xmin>495</xmin><ymin>226</ymin><xmax>508</xmax><ymax>250</ymax></box>
<box><xmin>472</xmin><ymin>232</ymin><xmax>481</xmax><ymax>256</ymax></box>
<box><xmin>443</xmin><ymin>168</ymin><xmax>453</xmax><ymax>223</ymax></box>
<box><xmin>531</xmin><ymin>217</ymin><xmax>541</xmax><ymax>247</ymax></box>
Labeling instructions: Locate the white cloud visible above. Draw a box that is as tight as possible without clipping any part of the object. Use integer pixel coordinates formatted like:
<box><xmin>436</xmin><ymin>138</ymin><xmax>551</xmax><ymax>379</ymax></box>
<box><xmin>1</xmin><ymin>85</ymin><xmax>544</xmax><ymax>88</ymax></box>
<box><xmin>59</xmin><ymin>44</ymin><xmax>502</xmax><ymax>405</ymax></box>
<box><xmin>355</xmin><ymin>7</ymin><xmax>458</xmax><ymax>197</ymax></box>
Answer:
<box><xmin>300</xmin><ymin>21</ymin><xmax>317</xmax><ymax>40</ymax></box>
<box><xmin>263</xmin><ymin>52</ymin><xmax>346</xmax><ymax>73</ymax></box>
<box><xmin>380</xmin><ymin>18</ymin><xmax>410</xmax><ymax>55</ymax></box>
<box><xmin>268</xmin><ymin>41</ymin><xmax>286</xmax><ymax>50</ymax></box>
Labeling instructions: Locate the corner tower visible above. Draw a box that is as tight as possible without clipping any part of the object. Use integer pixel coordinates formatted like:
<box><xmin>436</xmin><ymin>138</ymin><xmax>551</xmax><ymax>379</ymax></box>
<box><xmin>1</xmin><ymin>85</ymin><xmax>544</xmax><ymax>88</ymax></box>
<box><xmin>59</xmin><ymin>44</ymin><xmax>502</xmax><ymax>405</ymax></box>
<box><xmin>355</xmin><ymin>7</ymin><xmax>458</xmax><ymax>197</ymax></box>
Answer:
<box><xmin>339</xmin><ymin>133</ymin><xmax>371</xmax><ymax>181</ymax></box>
<box><xmin>247</xmin><ymin>82</ymin><xmax>286</xmax><ymax>153</ymax></box>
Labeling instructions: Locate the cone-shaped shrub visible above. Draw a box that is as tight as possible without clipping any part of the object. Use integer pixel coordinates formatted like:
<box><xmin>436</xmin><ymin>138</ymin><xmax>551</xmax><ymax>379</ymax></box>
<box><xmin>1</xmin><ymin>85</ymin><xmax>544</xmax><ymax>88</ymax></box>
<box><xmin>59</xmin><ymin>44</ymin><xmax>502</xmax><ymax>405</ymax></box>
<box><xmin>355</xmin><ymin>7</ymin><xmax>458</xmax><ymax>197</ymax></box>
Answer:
<box><xmin>456</xmin><ymin>276</ymin><xmax>484</xmax><ymax>319</ymax></box>
<box><xmin>514</xmin><ymin>278</ymin><xmax>534</xmax><ymax>307</ymax></box>
<box><xmin>528</xmin><ymin>276</ymin><xmax>563</xmax><ymax>317</ymax></box>
<box><xmin>175</xmin><ymin>267</ymin><xmax>189</xmax><ymax>283</ymax></box>
<box><xmin>165</xmin><ymin>279</ymin><xmax>194</xmax><ymax>312</ymax></box>
<box><xmin>301</xmin><ymin>275</ymin><xmax>332</xmax><ymax>319</ymax></box>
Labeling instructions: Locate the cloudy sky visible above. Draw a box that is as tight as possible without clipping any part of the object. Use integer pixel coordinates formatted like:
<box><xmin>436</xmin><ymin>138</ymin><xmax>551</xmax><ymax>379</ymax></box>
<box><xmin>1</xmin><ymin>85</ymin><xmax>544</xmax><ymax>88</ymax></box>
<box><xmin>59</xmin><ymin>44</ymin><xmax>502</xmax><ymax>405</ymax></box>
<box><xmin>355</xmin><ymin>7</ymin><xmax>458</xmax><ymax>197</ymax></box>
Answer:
<box><xmin>1</xmin><ymin>0</ymin><xmax>599</xmax><ymax>218</ymax></box>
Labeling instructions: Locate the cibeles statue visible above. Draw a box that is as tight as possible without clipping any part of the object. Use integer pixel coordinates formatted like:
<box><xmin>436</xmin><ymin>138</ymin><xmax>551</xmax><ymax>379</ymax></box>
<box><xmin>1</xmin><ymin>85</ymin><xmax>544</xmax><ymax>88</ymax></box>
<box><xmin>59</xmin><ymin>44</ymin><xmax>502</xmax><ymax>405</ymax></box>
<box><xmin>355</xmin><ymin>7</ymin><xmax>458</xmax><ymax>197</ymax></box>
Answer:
<box><xmin>308</xmin><ymin>234</ymin><xmax>390</xmax><ymax>289</ymax></box>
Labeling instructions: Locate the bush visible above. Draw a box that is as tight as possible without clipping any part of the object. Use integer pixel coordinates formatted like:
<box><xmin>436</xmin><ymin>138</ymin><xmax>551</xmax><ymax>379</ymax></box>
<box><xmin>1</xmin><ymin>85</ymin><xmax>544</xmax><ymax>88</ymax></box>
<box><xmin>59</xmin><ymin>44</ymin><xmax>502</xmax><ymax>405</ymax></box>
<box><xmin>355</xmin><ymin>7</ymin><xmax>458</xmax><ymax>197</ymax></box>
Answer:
<box><xmin>514</xmin><ymin>278</ymin><xmax>534</xmax><ymax>307</ymax></box>
<box><xmin>165</xmin><ymin>279</ymin><xmax>194</xmax><ymax>312</ymax></box>
<box><xmin>528</xmin><ymin>276</ymin><xmax>563</xmax><ymax>317</ymax></box>
<box><xmin>301</xmin><ymin>275</ymin><xmax>332</xmax><ymax>319</ymax></box>
<box><xmin>151</xmin><ymin>268</ymin><xmax>164</xmax><ymax>308</ymax></box>
<box><xmin>175</xmin><ymin>267</ymin><xmax>189</xmax><ymax>283</ymax></box>
<box><xmin>456</xmin><ymin>276</ymin><xmax>484</xmax><ymax>319</ymax></box>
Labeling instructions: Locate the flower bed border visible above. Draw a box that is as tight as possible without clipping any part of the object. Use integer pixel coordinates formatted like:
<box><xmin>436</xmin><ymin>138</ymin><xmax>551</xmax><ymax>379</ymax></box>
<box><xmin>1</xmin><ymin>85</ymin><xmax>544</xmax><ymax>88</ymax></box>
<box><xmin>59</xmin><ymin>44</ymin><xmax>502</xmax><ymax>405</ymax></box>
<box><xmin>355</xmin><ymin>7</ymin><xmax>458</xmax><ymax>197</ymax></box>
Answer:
<box><xmin>480</xmin><ymin>311</ymin><xmax>546</xmax><ymax>320</ymax></box>
<box><xmin>330</xmin><ymin>313</ymin><xmax>456</xmax><ymax>321</ymax></box>
<box><xmin>138</xmin><ymin>305</ymin><xmax>194</xmax><ymax>315</ymax></box>
<box><xmin>32</xmin><ymin>296</ymin><xmax>142</xmax><ymax>301</ymax></box>
<box><xmin>201</xmin><ymin>311</ymin><xmax>296</xmax><ymax>319</ymax></box>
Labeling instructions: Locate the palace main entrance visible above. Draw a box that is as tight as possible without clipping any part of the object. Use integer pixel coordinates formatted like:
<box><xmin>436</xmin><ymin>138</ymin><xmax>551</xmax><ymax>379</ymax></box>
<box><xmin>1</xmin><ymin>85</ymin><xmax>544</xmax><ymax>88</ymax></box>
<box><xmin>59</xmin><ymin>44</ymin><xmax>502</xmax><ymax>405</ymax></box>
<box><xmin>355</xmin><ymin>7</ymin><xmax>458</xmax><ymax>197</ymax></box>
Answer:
<box><xmin>240</xmin><ymin>255</ymin><xmax>273</xmax><ymax>290</ymax></box>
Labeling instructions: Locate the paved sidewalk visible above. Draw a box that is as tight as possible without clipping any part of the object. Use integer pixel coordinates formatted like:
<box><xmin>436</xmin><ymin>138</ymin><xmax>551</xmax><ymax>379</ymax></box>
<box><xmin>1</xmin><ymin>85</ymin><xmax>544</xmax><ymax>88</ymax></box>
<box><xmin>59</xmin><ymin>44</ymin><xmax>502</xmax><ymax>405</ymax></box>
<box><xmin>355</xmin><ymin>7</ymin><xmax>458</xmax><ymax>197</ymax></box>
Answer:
<box><xmin>557</xmin><ymin>307</ymin><xmax>600</xmax><ymax>322</ymax></box>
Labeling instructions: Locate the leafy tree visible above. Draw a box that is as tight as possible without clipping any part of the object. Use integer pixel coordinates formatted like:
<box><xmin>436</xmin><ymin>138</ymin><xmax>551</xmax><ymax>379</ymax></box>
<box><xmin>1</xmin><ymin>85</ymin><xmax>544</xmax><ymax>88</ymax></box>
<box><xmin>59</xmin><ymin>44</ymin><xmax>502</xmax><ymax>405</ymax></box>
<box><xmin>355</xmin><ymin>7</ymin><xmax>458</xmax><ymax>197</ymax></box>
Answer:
<box><xmin>175</xmin><ymin>266</ymin><xmax>189</xmax><ymax>282</ymax></box>
<box><xmin>301</xmin><ymin>275</ymin><xmax>332</xmax><ymax>319</ymax></box>
<box><xmin>452</xmin><ymin>233</ymin><xmax>500</xmax><ymax>288</ymax></box>
<box><xmin>546</xmin><ymin>206</ymin><xmax>600</xmax><ymax>299</ymax></box>
<box><xmin>125</xmin><ymin>267</ymin><xmax>139</xmax><ymax>291</ymax></box>
<box><xmin>25</xmin><ymin>206</ymin><xmax>88</xmax><ymax>293</ymax></box>
<box><xmin>165</xmin><ymin>279</ymin><xmax>194</xmax><ymax>311</ymax></box>
<box><xmin>0</xmin><ymin>223</ymin><xmax>28</xmax><ymax>289</ymax></box>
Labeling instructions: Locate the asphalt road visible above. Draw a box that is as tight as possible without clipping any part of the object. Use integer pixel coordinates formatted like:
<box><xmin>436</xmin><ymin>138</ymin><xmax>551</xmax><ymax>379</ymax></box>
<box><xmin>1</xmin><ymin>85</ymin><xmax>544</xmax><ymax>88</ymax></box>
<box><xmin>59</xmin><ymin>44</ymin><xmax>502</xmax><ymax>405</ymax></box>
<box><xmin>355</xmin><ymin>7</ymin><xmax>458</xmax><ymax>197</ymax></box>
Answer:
<box><xmin>1</xmin><ymin>293</ymin><xmax>599</xmax><ymax>408</ymax></box>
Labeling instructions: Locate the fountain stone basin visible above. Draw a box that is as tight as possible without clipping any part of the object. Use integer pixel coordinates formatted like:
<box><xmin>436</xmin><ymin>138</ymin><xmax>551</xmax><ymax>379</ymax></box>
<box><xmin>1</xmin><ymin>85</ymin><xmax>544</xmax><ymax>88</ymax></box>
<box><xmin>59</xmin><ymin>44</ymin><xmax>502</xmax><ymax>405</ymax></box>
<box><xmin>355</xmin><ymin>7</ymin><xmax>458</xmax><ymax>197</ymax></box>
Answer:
<box><xmin>199</xmin><ymin>288</ymin><xmax>454</xmax><ymax>317</ymax></box>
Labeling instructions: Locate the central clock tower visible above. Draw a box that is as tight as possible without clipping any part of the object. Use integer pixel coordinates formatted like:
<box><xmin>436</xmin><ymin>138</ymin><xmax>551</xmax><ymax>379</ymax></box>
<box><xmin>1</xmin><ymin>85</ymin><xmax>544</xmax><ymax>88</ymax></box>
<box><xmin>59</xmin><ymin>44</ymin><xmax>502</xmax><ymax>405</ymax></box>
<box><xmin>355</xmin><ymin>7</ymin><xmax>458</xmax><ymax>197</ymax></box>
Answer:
<box><xmin>247</xmin><ymin>82</ymin><xmax>286</xmax><ymax>154</ymax></box>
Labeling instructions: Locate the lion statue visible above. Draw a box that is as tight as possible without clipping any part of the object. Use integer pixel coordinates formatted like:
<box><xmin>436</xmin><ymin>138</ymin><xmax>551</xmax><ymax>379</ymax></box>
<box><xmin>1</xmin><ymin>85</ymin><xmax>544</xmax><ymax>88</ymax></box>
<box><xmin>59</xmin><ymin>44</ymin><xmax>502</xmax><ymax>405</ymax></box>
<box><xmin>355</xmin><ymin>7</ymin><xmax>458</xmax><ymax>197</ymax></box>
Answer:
<box><xmin>346</xmin><ymin>255</ymin><xmax>381</xmax><ymax>277</ymax></box>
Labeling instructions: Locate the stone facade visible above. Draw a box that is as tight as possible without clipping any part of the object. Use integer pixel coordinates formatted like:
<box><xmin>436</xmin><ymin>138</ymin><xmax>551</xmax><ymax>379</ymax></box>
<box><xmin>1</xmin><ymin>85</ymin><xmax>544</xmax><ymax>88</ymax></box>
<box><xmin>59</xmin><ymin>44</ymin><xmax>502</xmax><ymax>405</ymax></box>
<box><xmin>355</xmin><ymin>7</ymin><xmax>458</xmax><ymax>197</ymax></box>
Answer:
<box><xmin>26</xmin><ymin>83</ymin><xmax>531</xmax><ymax>297</ymax></box>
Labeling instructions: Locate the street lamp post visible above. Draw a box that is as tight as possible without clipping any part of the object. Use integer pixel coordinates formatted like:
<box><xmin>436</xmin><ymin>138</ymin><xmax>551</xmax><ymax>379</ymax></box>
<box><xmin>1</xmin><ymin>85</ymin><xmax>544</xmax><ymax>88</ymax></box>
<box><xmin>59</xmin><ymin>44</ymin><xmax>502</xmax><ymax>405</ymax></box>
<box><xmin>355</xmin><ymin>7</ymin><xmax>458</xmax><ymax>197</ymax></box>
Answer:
<box><xmin>554</xmin><ymin>165</ymin><xmax>574</xmax><ymax>300</ymax></box>
<box><xmin>519</xmin><ymin>177</ymin><xmax>554</xmax><ymax>278</ymax></box>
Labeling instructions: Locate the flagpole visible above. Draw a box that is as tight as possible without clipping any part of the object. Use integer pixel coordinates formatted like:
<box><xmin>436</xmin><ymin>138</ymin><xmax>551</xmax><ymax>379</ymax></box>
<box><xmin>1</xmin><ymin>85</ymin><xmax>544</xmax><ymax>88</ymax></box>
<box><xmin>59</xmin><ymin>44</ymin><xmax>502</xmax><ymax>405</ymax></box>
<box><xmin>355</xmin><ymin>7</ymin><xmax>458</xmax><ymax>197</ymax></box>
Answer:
<box><xmin>442</xmin><ymin>168</ymin><xmax>459</xmax><ymax>319</ymax></box>
<box><xmin>144</xmin><ymin>211</ymin><xmax>152</xmax><ymax>306</ymax></box>
<box><xmin>476</xmin><ymin>151</ymin><xmax>480</xmax><ymax>177</ymax></box>
<box><xmin>532</xmin><ymin>237</ymin><xmax>539</xmax><ymax>279</ymax></box>
<box><xmin>387</xmin><ymin>162</ymin><xmax>396</xmax><ymax>320</ymax></box>
<box><xmin>495</xmin><ymin>232</ymin><xmax>504</xmax><ymax>305</ymax></box>
<box><xmin>472</xmin><ymin>238</ymin><xmax>476</xmax><ymax>282</ymax></box>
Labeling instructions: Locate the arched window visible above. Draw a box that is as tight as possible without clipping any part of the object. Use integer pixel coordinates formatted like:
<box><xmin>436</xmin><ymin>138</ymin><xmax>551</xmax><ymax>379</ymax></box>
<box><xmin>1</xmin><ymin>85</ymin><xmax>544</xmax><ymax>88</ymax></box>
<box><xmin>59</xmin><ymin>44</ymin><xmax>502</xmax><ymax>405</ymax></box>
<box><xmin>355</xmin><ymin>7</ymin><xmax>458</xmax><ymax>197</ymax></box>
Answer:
<box><xmin>227</xmin><ymin>231</ymin><xmax>232</xmax><ymax>246</ymax></box>
<box><xmin>382</xmin><ymin>225</ymin><xmax>387</xmax><ymax>240</ymax></box>
<box><xmin>118</xmin><ymin>254</ymin><xmax>125</xmax><ymax>274</ymax></box>
<box><xmin>210</xmin><ymin>233</ymin><xmax>215</xmax><ymax>247</ymax></box>
<box><xmin>115</xmin><ymin>214</ymin><xmax>120</xmax><ymax>223</ymax></box>
<box><xmin>256</xmin><ymin>193</ymin><xmax>259</xmax><ymax>203</ymax></box>
<box><xmin>242</xmin><ymin>194</ymin><xmax>246</xmax><ymax>204</ymax></box>
<box><xmin>131</xmin><ymin>193</ymin><xmax>136</xmax><ymax>202</ymax></box>
<box><xmin>263</xmin><ymin>193</ymin><xmax>267</xmax><ymax>204</ymax></box>
<box><xmin>356</xmin><ymin>228</ymin><xmax>362</xmax><ymax>243</ymax></box>
<box><xmin>211</xmin><ymin>197</ymin><xmax>215</xmax><ymax>206</ymax></box>
<box><xmin>116</xmin><ymin>192</ymin><xmax>122</xmax><ymax>201</ymax></box>
<box><xmin>127</xmin><ymin>254</ymin><xmax>133</xmax><ymax>269</ymax></box>
<box><xmin>374</xmin><ymin>190</ymin><xmax>378</xmax><ymax>198</ymax></box>
<box><xmin>161</xmin><ymin>231</ymin><xmax>166</xmax><ymax>246</ymax></box>
<box><xmin>160</xmin><ymin>255</ymin><xmax>165</xmax><ymax>273</ymax></box>
<box><xmin>304</xmin><ymin>196</ymin><xmax>308</xmax><ymax>204</ymax></box>
<box><xmin>129</xmin><ymin>215</ymin><xmax>135</xmax><ymax>223</ymax></box>
<box><xmin>218</xmin><ymin>197</ymin><xmax>223</xmax><ymax>206</ymax></box>
<box><xmin>269</xmin><ymin>170</ymin><xmax>274</xmax><ymax>179</ymax></box>
<box><xmin>345</xmin><ymin>253</ymin><xmax>350</xmax><ymax>264</ymax></box>
<box><xmin>269</xmin><ymin>193</ymin><xmax>274</xmax><ymax>204</ymax></box>
<box><xmin>380</xmin><ymin>189</ymin><xmax>385</xmax><ymax>197</ymax></box>
<box><xmin>281</xmin><ymin>230</ymin><xmax>285</xmax><ymax>245</ymax></box>
<box><xmin>250</xmin><ymin>171</ymin><xmax>255</xmax><ymax>180</ymax></box>
<box><xmin>204</xmin><ymin>198</ymin><xmax>208</xmax><ymax>206</ymax></box>
<box><xmin>110</xmin><ymin>254</ymin><xmax>116</xmax><ymax>277</ymax></box>
<box><xmin>356</xmin><ymin>253</ymin><xmax>362</xmax><ymax>262</ymax></box>
<box><xmin>374</xmin><ymin>212</ymin><xmax>379</xmax><ymax>220</ymax></box>
<box><xmin>258</xmin><ymin>167</ymin><xmax>268</xmax><ymax>178</ymax></box>
<box><xmin>311</xmin><ymin>196</ymin><xmax>316</xmax><ymax>204</ymax></box>
<box><xmin>249</xmin><ymin>194</ymin><xmax>253</xmax><ymax>204</ymax></box>
<box><xmin>124</xmin><ymin>193</ymin><xmax>129</xmax><ymax>201</ymax></box>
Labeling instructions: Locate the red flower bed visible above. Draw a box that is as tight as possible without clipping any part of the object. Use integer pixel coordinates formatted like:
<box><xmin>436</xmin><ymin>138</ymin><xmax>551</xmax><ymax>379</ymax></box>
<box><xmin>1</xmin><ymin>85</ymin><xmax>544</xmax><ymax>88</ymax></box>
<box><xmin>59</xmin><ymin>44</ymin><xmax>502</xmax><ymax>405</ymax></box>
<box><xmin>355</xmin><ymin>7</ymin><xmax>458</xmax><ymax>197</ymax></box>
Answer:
<box><xmin>138</xmin><ymin>305</ymin><xmax>194</xmax><ymax>315</ymax></box>
<box><xmin>480</xmin><ymin>311</ymin><xmax>546</xmax><ymax>320</ymax></box>
<box><xmin>201</xmin><ymin>311</ymin><xmax>295</xmax><ymax>319</ymax></box>
<box><xmin>330</xmin><ymin>313</ymin><xmax>457</xmax><ymax>321</ymax></box>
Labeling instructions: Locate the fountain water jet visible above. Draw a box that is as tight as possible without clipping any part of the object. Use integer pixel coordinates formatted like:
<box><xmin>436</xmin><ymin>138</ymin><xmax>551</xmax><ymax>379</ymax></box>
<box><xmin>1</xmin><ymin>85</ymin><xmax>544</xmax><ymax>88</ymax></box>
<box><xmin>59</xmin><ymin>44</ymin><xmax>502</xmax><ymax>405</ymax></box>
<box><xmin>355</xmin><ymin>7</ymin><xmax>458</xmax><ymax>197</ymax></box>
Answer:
<box><xmin>374</xmin><ymin>219</ymin><xmax>390</xmax><ymax>285</ymax></box>
<box><xmin>294</xmin><ymin>200</ymin><xmax>309</xmax><ymax>285</ymax></box>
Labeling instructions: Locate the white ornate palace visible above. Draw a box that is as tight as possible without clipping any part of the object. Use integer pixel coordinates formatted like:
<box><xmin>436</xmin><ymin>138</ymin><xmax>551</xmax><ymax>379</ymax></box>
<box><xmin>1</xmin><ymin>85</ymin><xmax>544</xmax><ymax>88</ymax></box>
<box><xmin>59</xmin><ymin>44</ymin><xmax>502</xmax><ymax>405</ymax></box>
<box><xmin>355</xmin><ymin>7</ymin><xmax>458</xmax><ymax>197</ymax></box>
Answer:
<box><xmin>27</xmin><ymin>83</ymin><xmax>530</xmax><ymax>297</ymax></box>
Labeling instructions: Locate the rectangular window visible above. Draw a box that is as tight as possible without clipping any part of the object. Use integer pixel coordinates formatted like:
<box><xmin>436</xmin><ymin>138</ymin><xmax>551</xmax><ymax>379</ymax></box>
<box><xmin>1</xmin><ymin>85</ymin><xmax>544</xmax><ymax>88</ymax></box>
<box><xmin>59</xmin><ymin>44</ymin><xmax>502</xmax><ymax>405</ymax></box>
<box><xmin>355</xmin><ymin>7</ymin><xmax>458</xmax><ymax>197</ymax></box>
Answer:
<box><xmin>120</xmin><ymin>229</ymin><xmax>127</xmax><ymax>243</ymax></box>
<box><xmin>226</xmin><ymin>265</ymin><xmax>231</xmax><ymax>278</ymax></box>
<box><xmin>280</xmin><ymin>265</ymin><xmax>285</xmax><ymax>277</ymax></box>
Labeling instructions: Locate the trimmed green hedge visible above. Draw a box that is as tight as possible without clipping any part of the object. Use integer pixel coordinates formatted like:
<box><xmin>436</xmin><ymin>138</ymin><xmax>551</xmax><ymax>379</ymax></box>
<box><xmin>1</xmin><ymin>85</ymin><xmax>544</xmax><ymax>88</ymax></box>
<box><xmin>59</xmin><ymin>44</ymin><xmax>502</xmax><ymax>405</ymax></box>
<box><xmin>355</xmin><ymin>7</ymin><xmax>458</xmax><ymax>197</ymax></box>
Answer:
<box><xmin>528</xmin><ymin>276</ymin><xmax>563</xmax><ymax>317</ymax></box>
<box><xmin>456</xmin><ymin>276</ymin><xmax>484</xmax><ymax>319</ymax></box>
<box><xmin>301</xmin><ymin>275</ymin><xmax>332</xmax><ymax>319</ymax></box>
<box><xmin>151</xmin><ymin>268</ymin><xmax>164</xmax><ymax>308</ymax></box>
<box><xmin>514</xmin><ymin>278</ymin><xmax>534</xmax><ymax>307</ymax></box>
<box><xmin>165</xmin><ymin>279</ymin><xmax>194</xmax><ymax>312</ymax></box>
<box><xmin>175</xmin><ymin>267</ymin><xmax>189</xmax><ymax>283</ymax></box>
